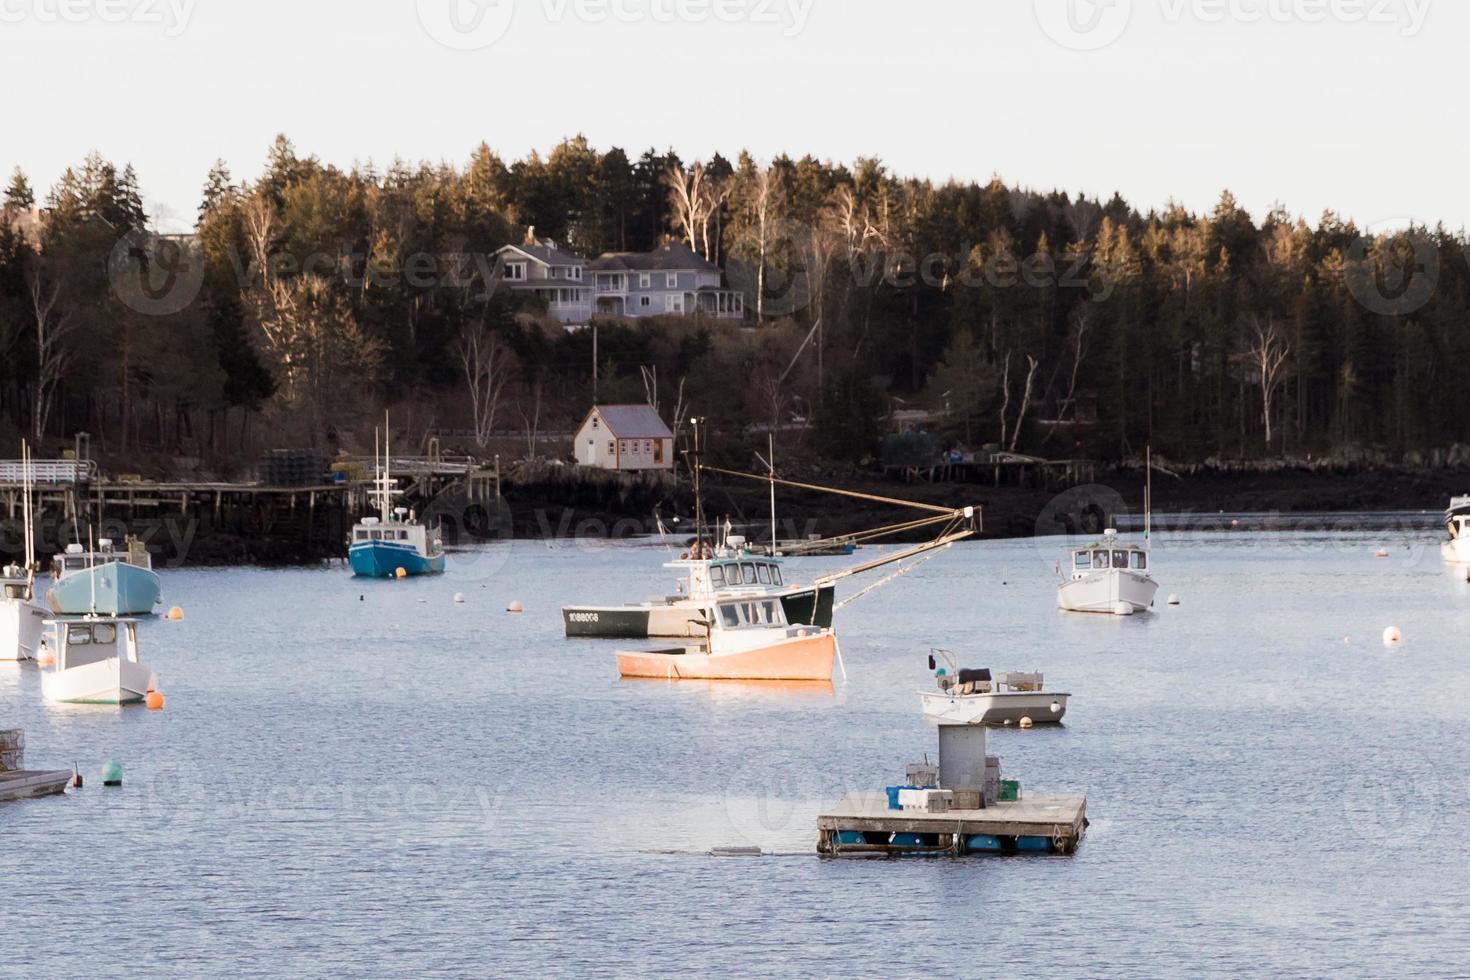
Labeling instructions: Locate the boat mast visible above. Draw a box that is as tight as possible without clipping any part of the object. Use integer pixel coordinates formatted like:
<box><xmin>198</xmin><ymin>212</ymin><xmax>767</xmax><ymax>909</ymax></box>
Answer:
<box><xmin>1145</xmin><ymin>445</ymin><xmax>1152</xmax><ymax>546</ymax></box>
<box><xmin>21</xmin><ymin>440</ymin><xmax>34</xmax><ymax>572</ymax></box>
<box><xmin>768</xmin><ymin>433</ymin><xmax>777</xmax><ymax>554</ymax></box>
<box><xmin>382</xmin><ymin>410</ymin><xmax>392</xmax><ymax>523</ymax></box>
<box><xmin>692</xmin><ymin>417</ymin><xmax>704</xmax><ymax>553</ymax></box>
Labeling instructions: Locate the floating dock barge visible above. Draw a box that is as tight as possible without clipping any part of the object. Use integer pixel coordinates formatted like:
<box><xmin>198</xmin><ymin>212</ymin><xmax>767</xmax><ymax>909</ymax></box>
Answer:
<box><xmin>817</xmin><ymin>791</ymin><xmax>1087</xmax><ymax>857</ymax></box>
<box><xmin>0</xmin><ymin>730</ymin><xmax>70</xmax><ymax>802</ymax></box>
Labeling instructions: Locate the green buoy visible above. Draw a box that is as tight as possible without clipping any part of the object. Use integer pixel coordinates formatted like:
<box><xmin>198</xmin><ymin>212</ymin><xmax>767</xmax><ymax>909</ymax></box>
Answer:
<box><xmin>102</xmin><ymin>761</ymin><xmax>123</xmax><ymax>787</ymax></box>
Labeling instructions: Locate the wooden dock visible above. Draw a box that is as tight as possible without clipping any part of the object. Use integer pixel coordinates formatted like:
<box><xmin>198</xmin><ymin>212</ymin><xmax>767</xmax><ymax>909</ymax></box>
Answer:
<box><xmin>816</xmin><ymin>791</ymin><xmax>1087</xmax><ymax>857</ymax></box>
<box><xmin>0</xmin><ymin>770</ymin><xmax>71</xmax><ymax>802</ymax></box>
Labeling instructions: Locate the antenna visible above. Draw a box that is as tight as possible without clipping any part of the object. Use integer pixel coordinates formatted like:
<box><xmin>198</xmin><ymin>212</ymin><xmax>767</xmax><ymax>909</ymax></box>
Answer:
<box><xmin>1145</xmin><ymin>445</ymin><xmax>1152</xmax><ymax>545</ymax></box>
<box><xmin>768</xmin><ymin>433</ymin><xmax>777</xmax><ymax>556</ymax></box>
<box><xmin>88</xmin><ymin>526</ymin><xmax>97</xmax><ymax>618</ymax></box>
<box><xmin>691</xmin><ymin>417</ymin><xmax>704</xmax><ymax>553</ymax></box>
<box><xmin>383</xmin><ymin>410</ymin><xmax>392</xmax><ymax>524</ymax></box>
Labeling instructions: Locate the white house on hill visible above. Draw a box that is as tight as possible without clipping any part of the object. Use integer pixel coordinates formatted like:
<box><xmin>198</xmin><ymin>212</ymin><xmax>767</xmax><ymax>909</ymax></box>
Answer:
<box><xmin>495</xmin><ymin>232</ymin><xmax>592</xmax><ymax>323</ymax></box>
<box><xmin>574</xmin><ymin>405</ymin><xmax>675</xmax><ymax>471</ymax></box>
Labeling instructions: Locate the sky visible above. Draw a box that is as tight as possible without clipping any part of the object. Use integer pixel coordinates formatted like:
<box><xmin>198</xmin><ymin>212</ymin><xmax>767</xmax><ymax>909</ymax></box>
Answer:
<box><xmin>3</xmin><ymin>0</ymin><xmax>1466</xmax><ymax>234</ymax></box>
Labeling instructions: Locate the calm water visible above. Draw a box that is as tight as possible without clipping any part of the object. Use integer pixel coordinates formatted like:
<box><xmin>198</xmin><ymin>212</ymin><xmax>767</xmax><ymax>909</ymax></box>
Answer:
<box><xmin>3</xmin><ymin>530</ymin><xmax>1469</xmax><ymax>977</ymax></box>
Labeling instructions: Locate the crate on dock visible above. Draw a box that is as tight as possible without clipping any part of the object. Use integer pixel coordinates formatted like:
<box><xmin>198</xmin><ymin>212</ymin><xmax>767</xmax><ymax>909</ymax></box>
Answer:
<box><xmin>898</xmin><ymin>789</ymin><xmax>953</xmax><ymax>814</ymax></box>
<box><xmin>1000</xmin><ymin>780</ymin><xmax>1021</xmax><ymax>802</ymax></box>
<box><xmin>951</xmin><ymin>789</ymin><xmax>982</xmax><ymax>810</ymax></box>
<box><xmin>905</xmin><ymin>763</ymin><xmax>939</xmax><ymax>789</ymax></box>
<box><xmin>0</xmin><ymin>748</ymin><xmax>24</xmax><ymax>773</ymax></box>
<box><xmin>0</xmin><ymin>730</ymin><xmax>23</xmax><ymax>752</ymax></box>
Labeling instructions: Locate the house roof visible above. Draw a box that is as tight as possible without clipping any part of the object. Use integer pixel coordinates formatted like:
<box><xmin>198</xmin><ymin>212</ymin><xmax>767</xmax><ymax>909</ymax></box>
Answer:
<box><xmin>498</xmin><ymin>239</ymin><xmax>587</xmax><ymax>267</ymax></box>
<box><xmin>584</xmin><ymin>404</ymin><xmax>674</xmax><ymax>439</ymax></box>
<box><xmin>589</xmin><ymin>241</ymin><xmax>718</xmax><ymax>274</ymax></box>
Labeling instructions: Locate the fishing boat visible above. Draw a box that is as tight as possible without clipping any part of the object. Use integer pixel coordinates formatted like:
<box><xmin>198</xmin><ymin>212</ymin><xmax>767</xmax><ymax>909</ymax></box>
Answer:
<box><xmin>918</xmin><ymin>651</ymin><xmax>1068</xmax><ymax>725</ymax></box>
<box><xmin>1442</xmin><ymin>496</ymin><xmax>1470</xmax><ymax>563</ymax></box>
<box><xmin>1057</xmin><ymin>448</ymin><xmax>1159</xmax><ymax>616</ymax></box>
<box><xmin>1</xmin><ymin>442</ymin><xmax>46</xmax><ymax>662</ymax></box>
<box><xmin>1056</xmin><ymin>529</ymin><xmax>1157</xmax><ymax>615</ymax></box>
<box><xmin>40</xmin><ymin>616</ymin><xmax>156</xmax><ymax>705</ymax></box>
<box><xmin>564</xmin><ymin>537</ymin><xmax>835</xmax><ymax>638</ymax></box>
<box><xmin>615</xmin><ymin>595</ymin><xmax>836</xmax><ymax>681</ymax></box>
<box><xmin>45</xmin><ymin>538</ymin><xmax>161</xmax><ymax>616</ymax></box>
<box><xmin>349</xmin><ymin>415</ymin><xmax>445</xmax><ymax>578</ymax></box>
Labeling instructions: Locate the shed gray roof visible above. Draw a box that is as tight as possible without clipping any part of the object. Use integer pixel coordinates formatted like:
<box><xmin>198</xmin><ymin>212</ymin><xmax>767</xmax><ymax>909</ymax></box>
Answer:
<box><xmin>587</xmin><ymin>404</ymin><xmax>674</xmax><ymax>439</ymax></box>
<box><xmin>589</xmin><ymin>241</ymin><xmax>718</xmax><ymax>274</ymax></box>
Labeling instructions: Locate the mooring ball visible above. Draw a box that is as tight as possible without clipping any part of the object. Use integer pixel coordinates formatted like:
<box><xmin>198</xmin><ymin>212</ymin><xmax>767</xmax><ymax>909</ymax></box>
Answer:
<box><xmin>167</xmin><ymin>606</ymin><xmax>184</xmax><ymax>621</ymax></box>
<box><xmin>145</xmin><ymin>690</ymin><xmax>165</xmax><ymax>711</ymax></box>
<box><xmin>453</xmin><ymin>593</ymin><xmax>466</xmax><ymax>604</ymax></box>
<box><xmin>1167</xmin><ymin>594</ymin><xmax>1181</xmax><ymax>606</ymax></box>
<box><xmin>1019</xmin><ymin>717</ymin><xmax>1034</xmax><ymax>729</ymax></box>
<box><xmin>1050</xmin><ymin>701</ymin><xmax>1062</xmax><ymax>714</ymax></box>
<box><xmin>395</xmin><ymin>567</ymin><xmax>407</xmax><ymax>579</ymax></box>
<box><xmin>1375</xmin><ymin>549</ymin><xmax>1389</xmax><ymax>558</ymax></box>
<box><xmin>101</xmin><ymin>761</ymin><xmax>123</xmax><ymax>786</ymax></box>
<box><xmin>507</xmin><ymin>600</ymin><xmax>524</xmax><ymax>613</ymax></box>
<box><xmin>1383</xmin><ymin>627</ymin><xmax>1403</xmax><ymax>647</ymax></box>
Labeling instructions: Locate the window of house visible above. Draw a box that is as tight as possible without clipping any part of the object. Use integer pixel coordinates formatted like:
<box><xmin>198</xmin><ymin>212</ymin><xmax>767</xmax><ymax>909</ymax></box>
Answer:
<box><xmin>505</xmin><ymin>262</ymin><xmax>525</xmax><ymax>281</ymax></box>
<box><xmin>664</xmin><ymin>294</ymin><xmax>679</xmax><ymax>312</ymax></box>
<box><xmin>639</xmin><ymin>272</ymin><xmax>651</xmax><ymax>288</ymax></box>
<box><xmin>591</xmin><ymin>418</ymin><xmax>599</xmax><ymax>428</ymax></box>
<box><xmin>607</xmin><ymin>441</ymin><xmax>615</xmax><ymax>454</ymax></box>
<box><xmin>665</xmin><ymin>272</ymin><xmax>678</xmax><ymax>288</ymax></box>
<box><xmin>640</xmin><ymin>296</ymin><xmax>651</xmax><ymax>308</ymax></box>
<box><xmin>573</xmin><ymin>267</ymin><xmax>582</xmax><ymax>280</ymax></box>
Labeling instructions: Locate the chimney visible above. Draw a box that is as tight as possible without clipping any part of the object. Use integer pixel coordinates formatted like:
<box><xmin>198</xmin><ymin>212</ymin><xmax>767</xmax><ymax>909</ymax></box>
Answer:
<box><xmin>524</xmin><ymin>225</ymin><xmax>537</xmax><ymax>246</ymax></box>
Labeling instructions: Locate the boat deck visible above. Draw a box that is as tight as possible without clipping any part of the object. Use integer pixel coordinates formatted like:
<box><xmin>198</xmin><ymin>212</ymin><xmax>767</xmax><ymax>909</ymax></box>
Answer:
<box><xmin>0</xmin><ymin>770</ymin><xmax>71</xmax><ymax>802</ymax></box>
<box><xmin>816</xmin><ymin>791</ymin><xmax>1087</xmax><ymax>857</ymax></box>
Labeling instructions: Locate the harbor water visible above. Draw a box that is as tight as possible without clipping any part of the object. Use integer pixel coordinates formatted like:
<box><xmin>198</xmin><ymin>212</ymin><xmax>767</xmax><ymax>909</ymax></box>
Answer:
<box><xmin>3</xmin><ymin>530</ymin><xmax>1470</xmax><ymax>976</ymax></box>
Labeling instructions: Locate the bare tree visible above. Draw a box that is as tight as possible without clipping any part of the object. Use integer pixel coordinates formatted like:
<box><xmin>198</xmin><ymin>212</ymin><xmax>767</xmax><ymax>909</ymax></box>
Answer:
<box><xmin>1008</xmin><ymin>355</ymin><xmax>1040</xmax><ymax>452</ymax></box>
<box><xmin>738</xmin><ymin>165</ymin><xmax>786</xmax><ymax>322</ymax></box>
<box><xmin>664</xmin><ymin>162</ymin><xmax>727</xmax><ymax>261</ymax></box>
<box><xmin>1246</xmin><ymin>315</ymin><xmax>1291</xmax><ymax>447</ymax></box>
<box><xmin>459</xmin><ymin>314</ymin><xmax>510</xmax><ymax>451</ymax></box>
<box><xmin>27</xmin><ymin>261</ymin><xmax>71</xmax><ymax>442</ymax></box>
<box><xmin>1042</xmin><ymin>309</ymin><xmax>1091</xmax><ymax>446</ymax></box>
<box><xmin>518</xmin><ymin>381</ymin><xmax>542</xmax><ymax>460</ymax></box>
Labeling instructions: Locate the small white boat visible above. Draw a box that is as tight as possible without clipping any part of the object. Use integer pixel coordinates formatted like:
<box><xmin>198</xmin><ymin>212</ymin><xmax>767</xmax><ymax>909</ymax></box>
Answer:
<box><xmin>919</xmin><ymin>651</ymin><xmax>1069</xmax><ymax>725</ymax></box>
<box><xmin>41</xmin><ymin>617</ymin><xmax>156</xmax><ymax>705</ymax></box>
<box><xmin>616</xmin><ymin>595</ymin><xmax>836</xmax><ymax>681</ymax></box>
<box><xmin>2</xmin><ymin>442</ymin><xmax>46</xmax><ymax>662</ymax></box>
<box><xmin>1057</xmin><ymin>529</ymin><xmax>1159</xmax><ymax>616</ymax></box>
<box><xmin>1442</xmin><ymin>497</ymin><xmax>1470</xmax><ymax>563</ymax></box>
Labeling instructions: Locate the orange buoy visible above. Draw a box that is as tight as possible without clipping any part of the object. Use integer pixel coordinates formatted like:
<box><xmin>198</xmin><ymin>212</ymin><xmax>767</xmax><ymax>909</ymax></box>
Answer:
<box><xmin>1383</xmin><ymin>627</ymin><xmax>1403</xmax><ymax>647</ymax></box>
<box><xmin>167</xmin><ymin>606</ymin><xmax>184</xmax><ymax>620</ymax></box>
<box><xmin>145</xmin><ymin>690</ymin><xmax>165</xmax><ymax>710</ymax></box>
<box><xmin>507</xmin><ymin>600</ymin><xmax>524</xmax><ymax>613</ymax></box>
<box><xmin>1374</xmin><ymin>549</ymin><xmax>1389</xmax><ymax>559</ymax></box>
<box><xmin>37</xmin><ymin>651</ymin><xmax>55</xmax><ymax>667</ymax></box>
<box><xmin>395</xmin><ymin>567</ymin><xmax>407</xmax><ymax>579</ymax></box>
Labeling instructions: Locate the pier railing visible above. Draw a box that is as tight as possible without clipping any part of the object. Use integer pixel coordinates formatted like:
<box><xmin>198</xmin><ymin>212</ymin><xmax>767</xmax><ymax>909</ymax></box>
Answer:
<box><xmin>0</xmin><ymin>459</ymin><xmax>96</xmax><ymax>486</ymax></box>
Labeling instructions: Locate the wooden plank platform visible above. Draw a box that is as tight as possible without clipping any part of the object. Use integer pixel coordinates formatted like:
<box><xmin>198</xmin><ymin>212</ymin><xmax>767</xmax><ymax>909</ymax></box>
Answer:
<box><xmin>0</xmin><ymin>770</ymin><xmax>72</xmax><ymax>802</ymax></box>
<box><xmin>816</xmin><ymin>791</ymin><xmax>1087</xmax><ymax>857</ymax></box>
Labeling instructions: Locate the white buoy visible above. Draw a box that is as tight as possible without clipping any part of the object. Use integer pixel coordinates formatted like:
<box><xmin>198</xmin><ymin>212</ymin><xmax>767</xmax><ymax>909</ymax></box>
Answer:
<box><xmin>1019</xmin><ymin>717</ymin><xmax>1034</xmax><ymax>729</ymax></box>
<box><xmin>1050</xmin><ymin>701</ymin><xmax>1061</xmax><ymax>714</ymax></box>
<box><xmin>1112</xmin><ymin>601</ymin><xmax>1135</xmax><ymax>617</ymax></box>
<box><xmin>453</xmin><ymin>593</ymin><xmax>465</xmax><ymax>604</ymax></box>
<box><xmin>1383</xmin><ymin>627</ymin><xmax>1402</xmax><ymax>647</ymax></box>
<box><xmin>1167</xmin><ymin>594</ymin><xmax>1181</xmax><ymax>606</ymax></box>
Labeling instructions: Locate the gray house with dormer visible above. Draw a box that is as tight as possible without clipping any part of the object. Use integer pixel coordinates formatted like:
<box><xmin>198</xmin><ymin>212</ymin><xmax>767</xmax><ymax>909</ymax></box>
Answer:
<box><xmin>588</xmin><ymin>241</ymin><xmax>744</xmax><ymax>320</ymax></box>
<box><xmin>494</xmin><ymin>232</ymin><xmax>592</xmax><ymax>323</ymax></box>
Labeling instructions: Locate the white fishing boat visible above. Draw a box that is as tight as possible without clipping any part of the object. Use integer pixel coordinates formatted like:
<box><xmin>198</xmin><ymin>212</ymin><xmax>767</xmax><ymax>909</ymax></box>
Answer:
<box><xmin>1442</xmin><ymin>496</ymin><xmax>1470</xmax><ymax>563</ymax></box>
<box><xmin>918</xmin><ymin>651</ymin><xmax>1068</xmax><ymax>725</ymax></box>
<box><xmin>1057</xmin><ymin>529</ymin><xmax>1158</xmax><ymax>615</ymax></box>
<box><xmin>1</xmin><ymin>441</ymin><xmax>46</xmax><ymax>662</ymax></box>
<box><xmin>40</xmin><ymin>617</ymin><xmax>156</xmax><ymax>705</ymax></box>
<box><xmin>1057</xmin><ymin>448</ymin><xmax>1159</xmax><ymax>616</ymax></box>
<box><xmin>615</xmin><ymin>595</ymin><xmax>837</xmax><ymax>681</ymax></box>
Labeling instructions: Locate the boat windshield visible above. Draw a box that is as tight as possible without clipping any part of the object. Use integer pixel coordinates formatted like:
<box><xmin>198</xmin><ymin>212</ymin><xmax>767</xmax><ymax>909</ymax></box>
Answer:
<box><xmin>710</xmin><ymin>565</ymin><xmax>725</xmax><ymax>587</ymax></box>
<box><xmin>715</xmin><ymin>599</ymin><xmax>787</xmax><ymax>629</ymax></box>
<box><xmin>1132</xmin><ymin>552</ymin><xmax>1147</xmax><ymax>570</ymax></box>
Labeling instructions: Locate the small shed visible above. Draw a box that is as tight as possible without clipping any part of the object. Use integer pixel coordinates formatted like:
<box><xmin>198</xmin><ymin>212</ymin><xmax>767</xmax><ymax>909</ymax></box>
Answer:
<box><xmin>574</xmin><ymin>405</ymin><xmax>675</xmax><ymax>471</ymax></box>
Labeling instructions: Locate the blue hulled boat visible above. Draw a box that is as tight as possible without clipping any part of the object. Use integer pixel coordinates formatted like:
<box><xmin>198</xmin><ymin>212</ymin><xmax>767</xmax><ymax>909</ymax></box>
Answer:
<box><xmin>349</xmin><ymin>513</ymin><xmax>446</xmax><ymax>577</ymax></box>
<box><xmin>45</xmin><ymin>539</ymin><xmax>162</xmax><ymax>616</ymax></box>
<box><xmin>348</xmin><ymin>414</ymin><xmax>446</xmax><ymax>578</ymax></box>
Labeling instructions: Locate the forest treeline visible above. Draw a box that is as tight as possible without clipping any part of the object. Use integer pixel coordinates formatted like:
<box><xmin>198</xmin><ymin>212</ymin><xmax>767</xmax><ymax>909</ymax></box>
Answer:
<box><xmin>0</xmin><ymin>133</ymin><xmax>1466</xmax><ymax>472</ymax></box>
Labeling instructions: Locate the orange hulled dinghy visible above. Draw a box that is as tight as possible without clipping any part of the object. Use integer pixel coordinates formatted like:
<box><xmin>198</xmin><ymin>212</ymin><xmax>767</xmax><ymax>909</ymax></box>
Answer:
<box><xmin>616</xmin><ymin>595</ymin><xmax>836</xmax><ymax>681</ymax></box>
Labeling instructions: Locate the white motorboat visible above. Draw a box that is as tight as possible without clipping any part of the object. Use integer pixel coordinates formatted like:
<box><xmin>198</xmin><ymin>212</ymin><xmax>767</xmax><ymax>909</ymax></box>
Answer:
<box><xmin>1</xmin><ymin>441</ymin><xmax>46</xmax><ymax>662</ymax></box>
<box><xmin>41</xmin><ymin>617</ymin><xmax>157</xmax><ymax>705</ymax></box>
<box><xmin>1057</xmin><ymin>529</ymin><xmax>1158</xmax><ymax>615</ymax></box>
<box><xmin>1442</xmin><ymin>496</ymin><xmax>1470</xmax><ymax>563</ymax></box>
<box><xmin>919</xmin><ymin>651</ymin><xmax>1069</xmax><ymax>725</ymax></box>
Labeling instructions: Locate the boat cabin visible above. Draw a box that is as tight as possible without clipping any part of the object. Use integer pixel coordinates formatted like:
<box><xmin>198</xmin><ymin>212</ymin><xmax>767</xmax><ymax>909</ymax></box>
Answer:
<box><xmin>714</xmin><ymin>597</ymin><xmax>790</xmax><ymax>630</ymax></box>
<box><xmin>50</xmin><ymin>618</ymin><xmax>140</xmax><ymax>671</ymax></box>
<box><xmin>1071</xmin><ymin>543</ymin><xmax>1148</xmax><ymax>575</ymax></box>
<box><xmin>51</xmin><ymin>538</ymin><xmax>153</xmax><ymax>577</ymax></box>
<box><xmin>2</xmin><ymin>565</ymin><xmax>33</xmax><ymax>601</ymax></box>
<box><xmin>1447</xmin><ymin>497</ymin><xmax>1470</xmax><ymax>539</ymax></box>
<box><xmin>671</xmin><ymin>555</ymin><xmax>786</xmax><ymax>598</ymax></box>
<box><xmin>351</xmin><ymin>514</ymin><xmax>441</xmax><ymax>555</ymax></box>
